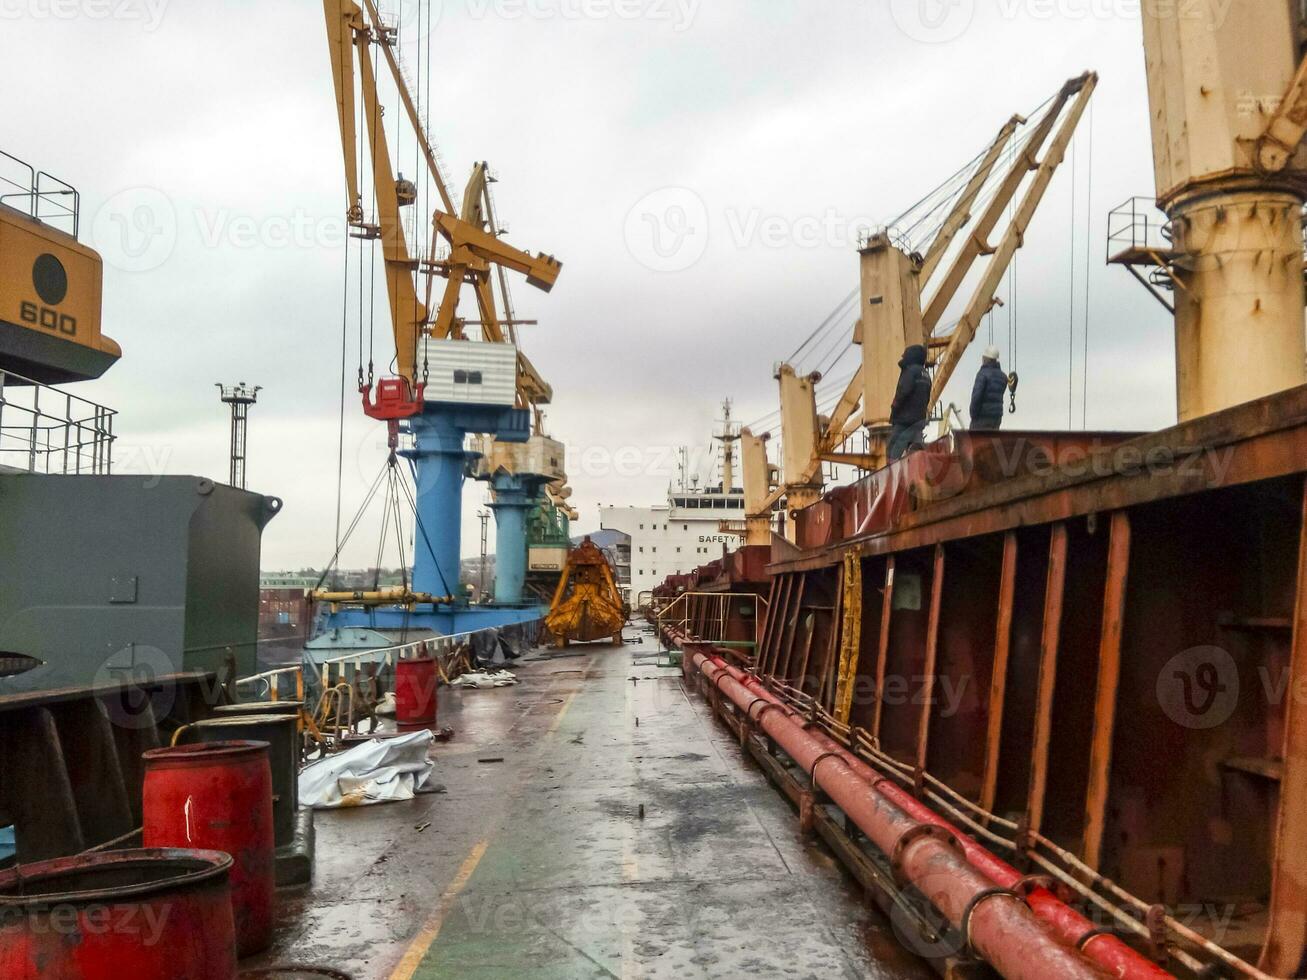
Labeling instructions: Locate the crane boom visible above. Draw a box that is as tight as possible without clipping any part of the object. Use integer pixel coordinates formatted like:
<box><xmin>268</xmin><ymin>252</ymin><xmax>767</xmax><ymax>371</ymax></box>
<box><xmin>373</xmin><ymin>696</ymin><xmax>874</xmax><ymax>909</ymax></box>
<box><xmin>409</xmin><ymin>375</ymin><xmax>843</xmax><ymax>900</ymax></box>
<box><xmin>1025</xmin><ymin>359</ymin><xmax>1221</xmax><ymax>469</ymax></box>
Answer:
<box><xmin>745</xmin><ymin>74</ymin><xmax>1095</xmax><ymax>529</ymax></box>
<box><xmin>930</xmin><ymin>73</ymin><xmax>1097</xmax><ymax>404</ymax></box>
<box><xmin>354</xmin><ymin>20</ymin><xmax>428</xmax><ymax>385</ymax></box>
<box><xmin>322</xmin><ymin>0</ymin><xmax>561</xmax><ymax>398</ymax></box>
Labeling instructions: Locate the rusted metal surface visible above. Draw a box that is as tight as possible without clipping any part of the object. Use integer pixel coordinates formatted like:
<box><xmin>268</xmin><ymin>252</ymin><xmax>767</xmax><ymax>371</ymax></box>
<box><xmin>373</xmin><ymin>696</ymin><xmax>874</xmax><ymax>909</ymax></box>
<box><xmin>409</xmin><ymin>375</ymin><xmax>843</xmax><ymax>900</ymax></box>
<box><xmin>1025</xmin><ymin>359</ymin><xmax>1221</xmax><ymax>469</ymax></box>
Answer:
<box><xmin>1261</xmin><ymin>479</ymin><xmax>1307</xmax><ymax>976</ymax></box>
<box><xmin>872</xmin><ymin>557</ymin><xmax>895</xmax><ymax>740</ymax></box>
<box><xmin>834</xmin><ymin>552</ymin><xmax>863</xmax><ymax>722</ymax></box>
<box><xmin>775</xmin><ymin>386</ymin><xmax>1307</xmax><ymax>575</ymax></box>
<box><xmin>980</xmin><ymin>531</ymin><xmax>1017</xmax><ymax>815</ymax></box>
<box><xmin>916</xmin><ymin>544</ymin><xmax>946</xmax><ymax>770</ymax></box>
<box><xmin>0</xmin><ymin>849</ymin><xmax>237</xmax><ymax>980</ymax></box>
<box><xmin>692</xmin><ymin>651</ymin><xmax>1128</xmax><ymax>980</ymax></box>
<box><xmin>143</xmin><ymin>741</ymin><xmax>276</xmax><ymax>957</ymax></box>
<box><xmin>648</xmin><ymin>385</ymin><xmax>1307</xmax><ymax>972</ymax></box>
<box><xmin>1082</xmin><ymin>511</ymin><xmax>1131</xmax><ymax>871</ymax></box>
<box><xmin>703</xmin><ymin>654</ymin><xmax>1179</xmax><ymax>979</ymax></box>
<box><xmin>792</xmin><ymin>431</ymin><xmax>1138</xmax><ymax>554</ymax></box>
<box><xmin>1027</xmin><ymin>523</ymin><xmax>1068</xmax><ymax>836</ymax></box>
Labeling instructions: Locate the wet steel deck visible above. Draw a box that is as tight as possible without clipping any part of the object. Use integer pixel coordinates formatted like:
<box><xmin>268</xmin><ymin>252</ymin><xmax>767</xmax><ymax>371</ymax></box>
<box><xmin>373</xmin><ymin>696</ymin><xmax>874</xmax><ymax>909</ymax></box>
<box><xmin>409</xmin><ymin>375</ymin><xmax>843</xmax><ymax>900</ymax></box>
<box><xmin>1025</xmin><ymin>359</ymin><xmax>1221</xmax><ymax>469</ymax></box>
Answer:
<box><xmin>248</xmin><ymin>627</ymin><xmax>931</xmax><ymax>979</ymax></box>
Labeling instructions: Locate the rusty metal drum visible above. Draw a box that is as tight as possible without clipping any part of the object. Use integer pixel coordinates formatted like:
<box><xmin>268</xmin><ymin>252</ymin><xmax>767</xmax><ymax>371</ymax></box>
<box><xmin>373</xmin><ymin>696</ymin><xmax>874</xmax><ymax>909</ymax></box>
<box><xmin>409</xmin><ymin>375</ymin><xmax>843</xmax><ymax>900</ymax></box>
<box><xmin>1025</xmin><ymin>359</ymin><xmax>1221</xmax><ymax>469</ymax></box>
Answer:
<box><xmin>0</xmin><ymin>848</ymin><xmax>236</xmax><ymax>980</ymax></box>
<box><xmin>143</xmin><ymin>741</ymin><xmax>275</xmax><ymax>957</ymax></box>
<box><xmin>182</xmin><ymin>714</ymin><xmax>300</xmax><ymax>846</ymax></box>
<box><xmin>395</xmin><ymin>657</ymin><xmax>438</xmax><ymax>726</ymax></box>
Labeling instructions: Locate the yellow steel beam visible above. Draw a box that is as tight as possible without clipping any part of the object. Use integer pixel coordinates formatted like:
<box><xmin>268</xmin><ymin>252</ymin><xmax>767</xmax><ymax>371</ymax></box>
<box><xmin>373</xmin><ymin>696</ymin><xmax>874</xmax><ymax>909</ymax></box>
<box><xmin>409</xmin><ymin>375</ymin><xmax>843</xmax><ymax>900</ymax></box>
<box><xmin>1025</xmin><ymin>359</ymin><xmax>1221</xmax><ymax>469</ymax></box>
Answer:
<box><xmin>922</xmin><ymin>74</ymin><xmax>1090</xmax><ymax>335</ymax></box>
<box><xmin>930</xmin><ymin>73</ymin><xmax>1097</xmax><ymax>405</ymax></box>
<box><xmin>360</xmin><ymin>0</ymin><xmax>455</xmax><ymax>214</ymax></box>
<box><xmin>323</xmin><ymin>0</ymin><xmax>363</xmax><ymax>219</ymax></box>
<box><xmin>919</xmin><ymin>114</ymin><xmax>1023</xmax><ymax>284</ymax></box>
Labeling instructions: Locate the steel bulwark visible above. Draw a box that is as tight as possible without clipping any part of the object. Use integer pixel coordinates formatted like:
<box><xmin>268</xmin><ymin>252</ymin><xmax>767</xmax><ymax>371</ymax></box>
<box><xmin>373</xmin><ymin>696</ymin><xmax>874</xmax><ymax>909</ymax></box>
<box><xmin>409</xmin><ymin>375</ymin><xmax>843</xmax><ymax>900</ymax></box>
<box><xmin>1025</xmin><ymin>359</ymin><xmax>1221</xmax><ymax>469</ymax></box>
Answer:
<box><xmin>706</xmin><ymin>655</ymin><xmax>1172</xmax><ymax>980</ymax></box>
<box><xmin>690</xmin><ymin>651</ymin><xmax>1136</xmax><ymax>980</ymax></box>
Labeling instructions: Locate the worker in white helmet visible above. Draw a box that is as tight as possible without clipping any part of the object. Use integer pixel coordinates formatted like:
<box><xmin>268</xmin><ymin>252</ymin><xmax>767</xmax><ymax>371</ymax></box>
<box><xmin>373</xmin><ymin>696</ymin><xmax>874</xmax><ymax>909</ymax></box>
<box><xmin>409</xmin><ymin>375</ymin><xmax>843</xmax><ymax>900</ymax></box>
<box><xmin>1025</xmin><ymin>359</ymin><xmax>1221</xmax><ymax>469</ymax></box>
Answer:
<box><xmin>970</xmin><ymin>346</ymin><xmax>1009</xmax><ymax>431</ymax></box>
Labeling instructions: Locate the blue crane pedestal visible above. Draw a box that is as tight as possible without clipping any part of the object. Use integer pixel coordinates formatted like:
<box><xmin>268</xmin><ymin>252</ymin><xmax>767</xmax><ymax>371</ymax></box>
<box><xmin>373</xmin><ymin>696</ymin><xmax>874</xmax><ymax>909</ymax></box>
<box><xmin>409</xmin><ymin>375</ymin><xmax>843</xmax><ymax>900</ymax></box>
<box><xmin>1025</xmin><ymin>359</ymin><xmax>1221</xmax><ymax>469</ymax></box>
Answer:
<box><xmin>321</xmin><ymin>401</ymin><xmax>544</xmax><ymax>638</ymax></box>
<box><xmin>486</xmin><ymin>471</ymin><xmax>553</xmax><ymax>606</ymax></box>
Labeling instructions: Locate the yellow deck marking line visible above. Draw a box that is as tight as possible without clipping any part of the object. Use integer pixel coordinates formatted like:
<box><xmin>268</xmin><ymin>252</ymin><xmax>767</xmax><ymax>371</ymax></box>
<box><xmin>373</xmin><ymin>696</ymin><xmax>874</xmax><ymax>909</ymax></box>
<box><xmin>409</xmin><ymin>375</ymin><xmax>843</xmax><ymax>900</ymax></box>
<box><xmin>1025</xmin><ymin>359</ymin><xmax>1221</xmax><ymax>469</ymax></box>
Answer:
<box><xmin>547</xmin><ymin>690</ymin><xmax>578</xmax><ymax>735</ymax></box>
<box><xmin>620</xmin><ymin>674</ymin><xmax>640</xmax><ymax>980</ymax></box>
<box><xmin>390</xmin><ymin>672</ymin><xmax>578</xmax><ymax>979</ymax></box>
<box><xmin>389</xmin><ymin>839</ymin><xmax>490</xmax><ymax>980</ymax></box>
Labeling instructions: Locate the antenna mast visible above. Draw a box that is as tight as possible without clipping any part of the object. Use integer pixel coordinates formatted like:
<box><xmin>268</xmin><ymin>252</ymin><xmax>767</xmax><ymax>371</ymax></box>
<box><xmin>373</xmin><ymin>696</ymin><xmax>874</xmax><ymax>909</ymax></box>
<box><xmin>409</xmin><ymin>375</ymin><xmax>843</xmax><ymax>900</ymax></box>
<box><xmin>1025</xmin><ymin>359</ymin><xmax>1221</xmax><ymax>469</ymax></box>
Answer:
<box><xmin>216</xmin><ymin>383</ymin><xmax>261</xmax><ymax>490</ymax></box>
<box><xmin>714</xmin><ymin>398</ymin><xmax>741</xmax><ymax>492</ymax></box>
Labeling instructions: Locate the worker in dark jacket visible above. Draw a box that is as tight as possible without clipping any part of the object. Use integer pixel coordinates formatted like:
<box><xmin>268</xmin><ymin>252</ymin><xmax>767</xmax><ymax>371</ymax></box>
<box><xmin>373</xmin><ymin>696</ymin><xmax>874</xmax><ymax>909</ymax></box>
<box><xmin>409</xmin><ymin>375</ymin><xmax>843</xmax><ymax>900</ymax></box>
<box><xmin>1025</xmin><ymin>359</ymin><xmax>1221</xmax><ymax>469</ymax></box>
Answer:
<box><xmin>970</xmin><ymin>346</ymin><xmax>1009</xmax><ymax>431</ymax></box>
<box><xmin>888</xmin><ymin>344</ymin><xmax>931</xmax><ymax>461</ymax></box>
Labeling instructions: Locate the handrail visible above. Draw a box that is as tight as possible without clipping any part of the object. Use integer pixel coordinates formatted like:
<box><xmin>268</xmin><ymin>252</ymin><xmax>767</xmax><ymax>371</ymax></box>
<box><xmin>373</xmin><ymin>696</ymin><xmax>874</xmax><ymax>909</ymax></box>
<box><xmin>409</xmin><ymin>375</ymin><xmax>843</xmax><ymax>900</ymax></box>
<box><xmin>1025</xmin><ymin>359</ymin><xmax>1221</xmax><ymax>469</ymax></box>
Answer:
<box><xmin>654</xmin><ymin>591</ymin><xmax>769</xmax><ymax>656</ymax></box>
<box><xmin>0</xmin><ymin>150</ymin><xmax>80</xmax><ymax>235</ymax></box>
<box><xmin>1106</xmin><ymin>196</ymin><xmax>1172</xmax><ymax>260</ymax></box>
<box><xmin>0</xmin><ymin>369</ymin><xmax>116</xmax><ymax>474</ymax></box>
<box><xmin>235</xmin><ymin>625</ymin><xmax>500</xmax><ymax>702</ymax></box>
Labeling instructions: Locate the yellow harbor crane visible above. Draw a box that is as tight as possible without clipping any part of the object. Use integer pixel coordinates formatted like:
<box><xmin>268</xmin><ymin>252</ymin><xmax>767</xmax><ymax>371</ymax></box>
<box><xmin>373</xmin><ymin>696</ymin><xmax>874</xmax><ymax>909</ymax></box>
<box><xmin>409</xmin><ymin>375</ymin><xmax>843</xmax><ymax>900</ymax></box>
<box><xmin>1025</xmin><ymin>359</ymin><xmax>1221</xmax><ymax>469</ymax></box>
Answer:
<box><xmin>320</xmin><ymin>0</ymin><xmax>575</xmax><ymax>609</ymax></box>
<box><xmin>323</xmin><ymin>0</ymin><xmax>560</xmax><ymax>412</ymax></box>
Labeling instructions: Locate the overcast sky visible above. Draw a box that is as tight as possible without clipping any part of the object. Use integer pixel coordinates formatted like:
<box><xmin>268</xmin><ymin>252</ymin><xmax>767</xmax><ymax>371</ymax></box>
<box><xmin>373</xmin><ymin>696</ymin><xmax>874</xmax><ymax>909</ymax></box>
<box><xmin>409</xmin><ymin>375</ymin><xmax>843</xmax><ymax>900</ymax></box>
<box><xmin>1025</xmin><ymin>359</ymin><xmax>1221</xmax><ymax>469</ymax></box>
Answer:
<box><xmin>3</xmin><ymin>0</ymin><xmax>1178</xmax><ymax>570</ymax></box>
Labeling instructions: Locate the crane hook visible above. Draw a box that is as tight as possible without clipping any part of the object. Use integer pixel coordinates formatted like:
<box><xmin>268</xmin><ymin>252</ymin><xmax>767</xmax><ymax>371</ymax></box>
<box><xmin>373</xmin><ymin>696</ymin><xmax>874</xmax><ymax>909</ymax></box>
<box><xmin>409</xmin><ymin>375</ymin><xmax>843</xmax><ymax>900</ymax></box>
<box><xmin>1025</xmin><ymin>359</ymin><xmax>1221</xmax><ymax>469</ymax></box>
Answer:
<box><xmin>1007</xmin><ymin>372</ymin><xmax>1020</xmax><ymax>414</ymax></box>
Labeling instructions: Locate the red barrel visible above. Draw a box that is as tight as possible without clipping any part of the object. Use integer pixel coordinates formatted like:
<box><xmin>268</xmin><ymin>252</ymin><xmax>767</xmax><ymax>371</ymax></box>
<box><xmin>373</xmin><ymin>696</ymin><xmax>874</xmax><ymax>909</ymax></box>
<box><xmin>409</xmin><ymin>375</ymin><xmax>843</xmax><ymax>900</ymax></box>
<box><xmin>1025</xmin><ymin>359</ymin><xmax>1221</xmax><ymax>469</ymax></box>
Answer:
<box><xmin>395</xmin><ymin>657</ymin><xmax>438</xmax><ymax>726</ymax></box>
<box><xmin>0</xmin><ymin>848</ymin><xmax>236</xmax><ymax>980</ymax></box>
<box><xmin>143</xmin><ymin>740</ymin><xmax>275</xmax><ymax>957</ymax></box>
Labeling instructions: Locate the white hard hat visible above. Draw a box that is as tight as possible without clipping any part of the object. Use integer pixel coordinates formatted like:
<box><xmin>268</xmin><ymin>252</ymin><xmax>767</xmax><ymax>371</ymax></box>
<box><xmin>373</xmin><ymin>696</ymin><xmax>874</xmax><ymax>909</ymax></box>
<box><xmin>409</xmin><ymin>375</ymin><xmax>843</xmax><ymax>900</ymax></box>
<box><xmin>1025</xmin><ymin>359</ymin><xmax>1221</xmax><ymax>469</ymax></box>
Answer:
<box><xmin>984</xmin><ymin>346</ymin><xmax>1001</xmax><ymax>361</ymax></box>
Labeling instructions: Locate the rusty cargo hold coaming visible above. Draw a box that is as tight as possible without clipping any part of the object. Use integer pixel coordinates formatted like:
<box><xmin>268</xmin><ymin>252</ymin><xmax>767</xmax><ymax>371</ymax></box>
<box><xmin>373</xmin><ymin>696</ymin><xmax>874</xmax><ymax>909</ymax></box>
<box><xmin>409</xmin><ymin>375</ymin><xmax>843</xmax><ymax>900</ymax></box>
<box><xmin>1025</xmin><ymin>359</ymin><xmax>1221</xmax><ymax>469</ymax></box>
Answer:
<box><xmin>667</xmin><ymin>382</ymin><xmax>1307</xmax><ymax>976</ymax></box>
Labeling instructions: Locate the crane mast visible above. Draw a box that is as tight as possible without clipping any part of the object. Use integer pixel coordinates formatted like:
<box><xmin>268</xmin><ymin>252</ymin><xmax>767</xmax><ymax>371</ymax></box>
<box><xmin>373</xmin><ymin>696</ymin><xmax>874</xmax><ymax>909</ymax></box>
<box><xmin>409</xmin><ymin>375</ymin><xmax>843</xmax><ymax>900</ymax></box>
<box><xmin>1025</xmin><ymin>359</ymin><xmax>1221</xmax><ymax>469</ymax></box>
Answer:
<box><xmin>1139</xmin><ymin>5</ymin><xmax>1307</xmax><ymax>423</ymax></box>
<box><xmin>323</xmin><ymin>0</ymin><xmax>561</xmax><ymax>403</ymax></box>
<box><xmin>322</xmin><ymin>0</ymin><xmax>570</xmax><ymax>610</ymax></box>
<box><xmin>745</xmin><ymin>74</ymin><xmax>1095</xmax><ymax>538</ymax></box>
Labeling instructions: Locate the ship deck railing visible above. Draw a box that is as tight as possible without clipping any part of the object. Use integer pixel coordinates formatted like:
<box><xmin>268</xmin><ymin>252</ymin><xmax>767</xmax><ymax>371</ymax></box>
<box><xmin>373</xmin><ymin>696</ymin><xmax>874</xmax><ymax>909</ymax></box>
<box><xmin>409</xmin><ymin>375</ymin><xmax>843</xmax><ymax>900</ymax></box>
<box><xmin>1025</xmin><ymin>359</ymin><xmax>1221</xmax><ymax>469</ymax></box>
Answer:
<box><xmin>236</xmin><ymin>628</ymin><xmax>497</xmax><ymax>704</ymax></box>
<box><xmin>0</xmin><ymin>370</ymin><xmax>116</xmax><ymax>475</ymax></box>
<box><xmin>0</xmin><ymin>148</ymin><xmax>79</xmax><ymax>235</ymax></box>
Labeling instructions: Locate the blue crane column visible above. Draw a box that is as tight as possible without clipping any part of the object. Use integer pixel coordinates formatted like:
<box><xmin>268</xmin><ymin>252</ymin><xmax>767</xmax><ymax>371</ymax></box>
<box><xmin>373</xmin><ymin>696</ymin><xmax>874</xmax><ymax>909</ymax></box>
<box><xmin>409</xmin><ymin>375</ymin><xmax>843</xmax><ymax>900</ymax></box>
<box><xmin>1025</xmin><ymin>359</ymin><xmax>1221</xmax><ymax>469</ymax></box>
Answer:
<box><xmin>319</xmin><ymin>400</ymin><xmax>545</xmax><ymax>639</ymax></box>
<box><xmin>487</xmin><ymin>472</ymin><xmax>549</xmax><ymax>605</ymax></box>
<box><xmin>402</xmin><ymin>403</ymin><xmax>531</xmax><ymax>601</ymax></box>
<box><xmin>403</xmin><ymin>413</ymin><xmax>467</xmax><ymax>598</ymax></box>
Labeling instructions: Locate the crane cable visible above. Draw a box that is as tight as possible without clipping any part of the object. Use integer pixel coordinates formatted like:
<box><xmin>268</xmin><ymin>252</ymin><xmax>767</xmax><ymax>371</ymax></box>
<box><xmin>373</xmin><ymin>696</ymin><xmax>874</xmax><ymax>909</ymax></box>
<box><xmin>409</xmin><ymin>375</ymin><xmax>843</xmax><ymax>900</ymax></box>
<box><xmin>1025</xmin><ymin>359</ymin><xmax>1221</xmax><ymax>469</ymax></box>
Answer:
<box><xmin>1068</xmin><ymin>125</ymin><xmax>1077</xmax><ymax>429</ymax></box>
<box><xmin>786</xmin><ymin>287</ymin><xmax>859</xmax><ymax>366</ymax></box>
<box><xmin>895</xmin><ymin>90</ymin><xmax>1058</xmax><ymax>252</ymax></box>
<box><xmin>334</xmin><ymin>216</ymin><xmax>352</xmax><ymax>591</ymax></box>
<box><xmin>314</xmin><ymin>458</ymin><xmax>393</xmax><ymax>593</ymax></box>
<box><xmin>423</xmin><ymin>0</ymin><xmax>432</xmax><ymax>384</ymax></box>
<box><xmin>907</xmin><ymin>93</ymin><xmax>1059</xmax><ymax>253</ymax></box>
<box><xmin>1082</xmin><ymin>99</ymin><xmax>1095</xmax><ymax>429</ymax></box>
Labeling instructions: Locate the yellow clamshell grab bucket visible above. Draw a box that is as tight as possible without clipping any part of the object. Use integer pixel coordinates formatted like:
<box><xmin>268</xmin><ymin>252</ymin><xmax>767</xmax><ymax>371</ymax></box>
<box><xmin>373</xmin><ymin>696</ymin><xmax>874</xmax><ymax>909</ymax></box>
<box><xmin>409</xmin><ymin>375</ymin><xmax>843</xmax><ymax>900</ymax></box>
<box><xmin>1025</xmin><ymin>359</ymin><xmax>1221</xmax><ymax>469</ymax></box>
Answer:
<box><xmin>544</xmin><ymin>537</ymin><xmax>628</xmax><ymax>648</ymax></box>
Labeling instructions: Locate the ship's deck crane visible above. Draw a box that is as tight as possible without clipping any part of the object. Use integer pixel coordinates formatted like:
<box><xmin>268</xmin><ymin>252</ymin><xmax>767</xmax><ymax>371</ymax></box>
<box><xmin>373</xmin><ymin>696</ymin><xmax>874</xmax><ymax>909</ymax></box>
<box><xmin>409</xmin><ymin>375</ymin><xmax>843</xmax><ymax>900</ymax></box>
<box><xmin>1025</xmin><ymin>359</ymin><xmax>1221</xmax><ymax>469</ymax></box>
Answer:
<box><xmin>741</xmin><ymin>73</ymin><xmax>1096</xmax><ymax>542</ymax></box>
<box><xmin>1117</xmin><ymin>9</ymin><xmax>1307</xmax><ymax>973</ymax></box>
<box><xmin>1108</xmin><ymin>7</ymin><xmax>1307</xmax><ymax>426</ymax></box>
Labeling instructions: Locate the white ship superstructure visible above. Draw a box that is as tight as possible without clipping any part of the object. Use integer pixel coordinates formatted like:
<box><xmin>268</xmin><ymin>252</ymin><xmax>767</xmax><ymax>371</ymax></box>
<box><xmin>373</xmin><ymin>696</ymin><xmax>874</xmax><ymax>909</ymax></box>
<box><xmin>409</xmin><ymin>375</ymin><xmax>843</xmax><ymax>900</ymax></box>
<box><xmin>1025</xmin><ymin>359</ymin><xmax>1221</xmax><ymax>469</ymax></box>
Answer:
<box><xmin>600</xmin><ymin>486</ymin><xmax>746</xmax><ymax>603</ymax></box>
<box><xmin>600</xmin><ymin>400</ymin><xmax>753</xmax><ymax>603</ymax></box>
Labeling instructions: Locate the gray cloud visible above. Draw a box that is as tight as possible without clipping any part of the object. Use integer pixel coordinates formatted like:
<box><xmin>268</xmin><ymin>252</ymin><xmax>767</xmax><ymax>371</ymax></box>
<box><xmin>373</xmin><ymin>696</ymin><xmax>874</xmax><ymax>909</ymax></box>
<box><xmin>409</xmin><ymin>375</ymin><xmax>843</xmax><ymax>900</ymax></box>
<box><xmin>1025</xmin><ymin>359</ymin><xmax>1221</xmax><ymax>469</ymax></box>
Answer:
<box><xmin>4</xmin><ymin>1</ymin><xmax>1175</xmax><ymax>569</ymax></box>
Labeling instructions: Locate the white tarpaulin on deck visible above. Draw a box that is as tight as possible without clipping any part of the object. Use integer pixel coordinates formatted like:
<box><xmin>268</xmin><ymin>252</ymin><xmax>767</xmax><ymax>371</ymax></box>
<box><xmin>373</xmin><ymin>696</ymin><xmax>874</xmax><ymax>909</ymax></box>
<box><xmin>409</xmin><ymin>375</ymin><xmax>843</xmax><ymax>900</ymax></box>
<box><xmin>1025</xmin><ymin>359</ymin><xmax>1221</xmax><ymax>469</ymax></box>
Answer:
<box><xmin>299</xmin><ymin>730</ymin><xmax>437</xmax><ymax>809</ymax></box>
